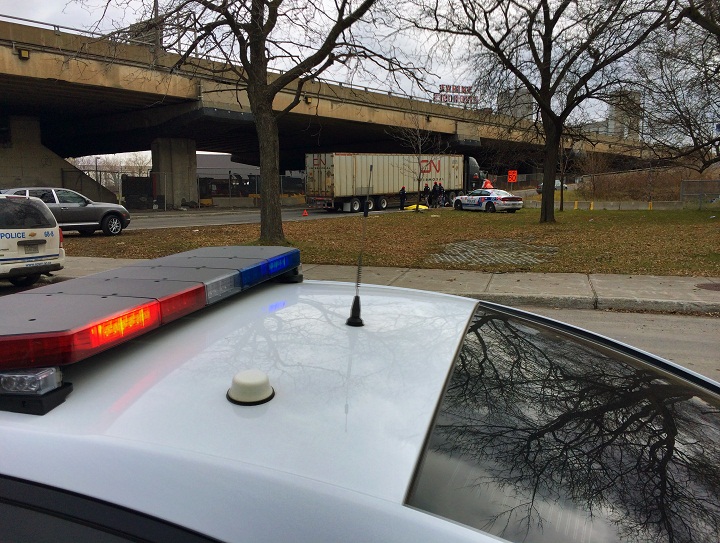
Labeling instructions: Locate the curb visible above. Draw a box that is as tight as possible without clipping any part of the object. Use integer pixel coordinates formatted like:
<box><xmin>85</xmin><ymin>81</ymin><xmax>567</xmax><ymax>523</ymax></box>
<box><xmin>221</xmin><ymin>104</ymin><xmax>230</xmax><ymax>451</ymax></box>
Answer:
<box><xmin>46</xmin><ymin>258</ymin><xmax>720</xmax><ymax>317</ymax></box>
<box><xmin>456</xmin><ymin>293</ymin><xmax>720</xmax><ymax>315</ymax></box>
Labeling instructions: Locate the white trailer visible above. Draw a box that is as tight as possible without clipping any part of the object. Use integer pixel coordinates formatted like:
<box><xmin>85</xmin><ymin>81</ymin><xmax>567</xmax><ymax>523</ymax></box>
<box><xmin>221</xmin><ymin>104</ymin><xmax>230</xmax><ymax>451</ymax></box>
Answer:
<box><xmin>305</xmin><ymin>153</ymin><xmax>467</xmax><ymax>212</ymax></box>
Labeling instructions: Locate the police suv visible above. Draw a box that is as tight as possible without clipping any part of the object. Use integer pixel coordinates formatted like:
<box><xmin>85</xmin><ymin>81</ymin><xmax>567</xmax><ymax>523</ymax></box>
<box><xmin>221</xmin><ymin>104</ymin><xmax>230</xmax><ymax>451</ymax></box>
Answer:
<box><xmin>0</xmin><ymin>246</ymin><xmax>718</xmax><ymax>542</ymax></box>
<box><xmin>0</xmin><ymin>194</ymin><xmax>65</xmax><ymax>287</ymax></box>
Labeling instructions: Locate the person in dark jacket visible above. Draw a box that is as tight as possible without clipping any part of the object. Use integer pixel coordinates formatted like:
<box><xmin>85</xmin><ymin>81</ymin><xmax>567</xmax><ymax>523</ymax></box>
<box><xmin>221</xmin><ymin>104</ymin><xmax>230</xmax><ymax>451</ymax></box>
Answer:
<box><xmin>423</xmin><ymin>183</ymin><xmax>430</xmax><ymax>206</ymax></box>
<box><xmin>430</xmin><ymin>182</ymin><xmax>439</xmax><ymax>208</ymax></box>
<box><xmin>399</xmin><ymin>186</ymin><xmax>406</xmax><ymax>210</ymax></box>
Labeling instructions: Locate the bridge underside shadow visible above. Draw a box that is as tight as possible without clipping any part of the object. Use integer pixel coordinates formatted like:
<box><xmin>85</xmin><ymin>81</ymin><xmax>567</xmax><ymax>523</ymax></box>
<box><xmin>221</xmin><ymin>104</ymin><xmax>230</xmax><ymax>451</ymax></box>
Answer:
<box><xmin>0</xmin><ymin>46</ymin><xmax>575</xmax><ymax>181</ymax></box>
<box><xmin>38</xmin><ymin>100</ymin><xmax>508</xmax><ymax>173</ymax></box>
<box><xmin>0</xmin><ymin>68</ymin><xmax>526</xmax><ymax>172</ymax></box>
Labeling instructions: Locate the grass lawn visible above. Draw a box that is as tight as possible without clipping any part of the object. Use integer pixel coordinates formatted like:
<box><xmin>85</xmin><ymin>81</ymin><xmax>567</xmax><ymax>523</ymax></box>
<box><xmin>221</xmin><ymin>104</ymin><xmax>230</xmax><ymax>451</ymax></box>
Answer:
<box><xmin>64</xmin><ymin>208</ymin><xmax>720</xmax><ymax>276</ymax></box>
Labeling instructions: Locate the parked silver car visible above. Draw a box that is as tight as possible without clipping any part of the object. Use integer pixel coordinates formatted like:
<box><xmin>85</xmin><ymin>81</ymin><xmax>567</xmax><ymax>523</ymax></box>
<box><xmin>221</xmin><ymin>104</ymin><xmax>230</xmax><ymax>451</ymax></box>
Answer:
<box><xmin>1</xmin><ymin>187</ymin><xmax>131</xmax><ymax>236</ymax></box>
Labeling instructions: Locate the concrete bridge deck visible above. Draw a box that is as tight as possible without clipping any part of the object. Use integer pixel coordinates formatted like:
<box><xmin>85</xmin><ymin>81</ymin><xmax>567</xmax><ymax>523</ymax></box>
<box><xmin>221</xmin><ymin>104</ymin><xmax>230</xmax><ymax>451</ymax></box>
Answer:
<box><xmin>0</xmin><ymin>17</ymin><xmax>639</xmax><ymax>171</ymax></box>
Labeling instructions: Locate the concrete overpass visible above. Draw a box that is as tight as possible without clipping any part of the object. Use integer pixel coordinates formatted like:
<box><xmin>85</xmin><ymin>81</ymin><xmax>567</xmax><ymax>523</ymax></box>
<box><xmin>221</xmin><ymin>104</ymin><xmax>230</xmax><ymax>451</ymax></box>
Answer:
<box><xmin>0</xmin><ymin>17</ymin><xmax>639</xmax><ymax>206</ymax></box>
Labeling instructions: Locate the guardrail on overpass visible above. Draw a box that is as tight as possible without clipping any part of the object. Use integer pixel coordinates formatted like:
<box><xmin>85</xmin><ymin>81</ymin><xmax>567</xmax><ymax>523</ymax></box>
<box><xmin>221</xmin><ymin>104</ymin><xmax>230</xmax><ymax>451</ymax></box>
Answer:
<box><xmin>0</xmin><ymin>13</ymin><xmax>641</xmax><ymax>165</ymax></box>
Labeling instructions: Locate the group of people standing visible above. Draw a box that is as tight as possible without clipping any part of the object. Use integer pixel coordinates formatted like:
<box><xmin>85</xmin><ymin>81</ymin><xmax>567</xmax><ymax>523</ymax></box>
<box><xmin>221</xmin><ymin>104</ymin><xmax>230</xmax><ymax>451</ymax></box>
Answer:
<box><xmin>423</xmin><ymin>182</ymin><xmax>447</xmax><ymax>208</ymax></box>
<box><xmin>398</xmin><ymin>176</ymin><xmax>496</xmax><ymax>210</ymax></box>
<box><xmin>398</xmin><ymin>181</ymin><xmax>448</xmax><ymax>210</ymax></box>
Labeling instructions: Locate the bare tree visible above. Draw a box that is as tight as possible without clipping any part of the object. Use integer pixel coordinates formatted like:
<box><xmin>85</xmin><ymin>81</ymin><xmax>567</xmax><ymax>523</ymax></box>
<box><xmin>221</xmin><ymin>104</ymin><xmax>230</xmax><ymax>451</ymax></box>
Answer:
<box><xmin>88</xmin><ymin>0</ymin><xmax>411</xmax><ymax>243</ymax></box>
<box><xmin>387</xmin><ymin>113</ymin><xmax>450</xmax><ymax>211</ymax></box>
<box><xmin>574</xmin><ymin>146</ymin><xmax>612</xmax><ymax>200</ymax></box>
<box><xmin>676</xmin><ymin>0</ymin><xmax>720</xmax><ymax>37</ymax></box>
<box><xmin>630</xmin><ymin>2</ymin><xmax>720</xmax><ymax>172</ymax></box>
<box><xmin>634</xmin><ymin>31</ymin><xmax>720</xmax><ymax>171</ymax></box>
<box><xmin>123</xmin><ymin>151</ymin><xmax>152</xmax><ymax>177</ymax></box>
<box><xmin>69</xmin><ymin>152</ymin><xmax>150</xmax><ymax>176</ymax></box>
<box><xmin>402</xmin><ymin>0</ymin><xmax>674</xmax><ymax>223</ymax></box>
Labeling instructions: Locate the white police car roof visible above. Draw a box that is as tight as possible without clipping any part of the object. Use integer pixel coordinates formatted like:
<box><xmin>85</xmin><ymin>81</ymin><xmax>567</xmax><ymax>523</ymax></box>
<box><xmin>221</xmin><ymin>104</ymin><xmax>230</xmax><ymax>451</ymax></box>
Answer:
<box><xmin>0</xmin><ymin>247</ymin><xmax>487</xmax><ymax>542</ymax></box>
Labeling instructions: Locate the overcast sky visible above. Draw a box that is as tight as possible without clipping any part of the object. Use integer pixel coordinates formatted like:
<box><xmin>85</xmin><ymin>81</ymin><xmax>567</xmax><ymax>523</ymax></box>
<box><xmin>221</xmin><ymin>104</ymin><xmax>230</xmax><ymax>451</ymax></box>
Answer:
<box><xmin>0</xmin><ymin>1</ymin><xmax>128</xmax><ymax>32</ymax></box>
<box><xmin>0</xmin><ymin>1</ymin><xmax>464</xmax><ymax>103</ymax></box>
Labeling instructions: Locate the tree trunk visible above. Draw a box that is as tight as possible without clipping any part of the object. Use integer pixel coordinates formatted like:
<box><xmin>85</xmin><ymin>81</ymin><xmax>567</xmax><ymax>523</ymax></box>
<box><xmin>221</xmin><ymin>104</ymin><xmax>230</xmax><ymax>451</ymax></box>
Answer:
<box><xmin>252</xmin><ymin>97</ymin><xmax>285</xmax><ymax>244</ymax></box>
<box><xmin>415</xmin><ymin>174</ymin><xmax>422</xmax><ymax>211</ymax></box>
<box><xmin>540</xmin><ymin>120</ymin><xmax>562</xmax><ymax>223</ymax></box>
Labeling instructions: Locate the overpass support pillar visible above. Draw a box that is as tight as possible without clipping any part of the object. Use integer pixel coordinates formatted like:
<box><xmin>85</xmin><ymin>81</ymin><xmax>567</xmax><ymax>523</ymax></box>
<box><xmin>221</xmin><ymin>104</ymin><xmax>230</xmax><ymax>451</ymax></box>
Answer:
<box><xmin>151</xmin><ymin>138</ymin><xmax>197</xmax><ymax>208</ymax></box>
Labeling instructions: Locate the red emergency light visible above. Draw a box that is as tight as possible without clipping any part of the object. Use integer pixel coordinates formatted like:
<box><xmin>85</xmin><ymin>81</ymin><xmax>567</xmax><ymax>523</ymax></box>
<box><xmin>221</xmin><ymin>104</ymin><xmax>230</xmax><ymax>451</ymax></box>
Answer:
<box><xmin>0</xmin><ymin>301</ymin><xmax>162</xmax><ymax>369</ymax></box>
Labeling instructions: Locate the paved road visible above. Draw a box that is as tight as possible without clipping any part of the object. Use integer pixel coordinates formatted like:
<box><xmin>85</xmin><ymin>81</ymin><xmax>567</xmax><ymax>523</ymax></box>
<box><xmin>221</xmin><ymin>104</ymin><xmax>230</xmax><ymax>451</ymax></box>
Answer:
<box><xmin>124</xmin><ymin>186</ymin><xmax>570</xmax><ymax>230</ymax></box>
<box><xmin>126</xmin><ymin>207</ymin><xmax>358</xmax><ymax>230</ymax></box>
<box><xmin>515</xmin><ymin>306</ymin><xmax>719</xmax><ymax>383</ymax></box>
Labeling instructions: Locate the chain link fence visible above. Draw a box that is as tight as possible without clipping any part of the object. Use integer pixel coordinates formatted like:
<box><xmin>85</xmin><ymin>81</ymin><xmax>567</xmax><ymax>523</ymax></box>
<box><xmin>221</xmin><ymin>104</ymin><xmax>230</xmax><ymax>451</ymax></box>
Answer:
<box><xmin>681</xmin><ymin>180</ymin><xmax>720</xmax><ymax>210</ymax></box>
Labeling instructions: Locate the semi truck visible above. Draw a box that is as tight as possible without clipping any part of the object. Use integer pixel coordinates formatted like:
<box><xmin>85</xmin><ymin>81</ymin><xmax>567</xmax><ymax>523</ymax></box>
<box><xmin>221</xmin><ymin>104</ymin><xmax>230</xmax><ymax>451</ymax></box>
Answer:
<box><xmin>305</xmin><ymin>153</ymin><xmax>480</xmax><ymax>212</ymax></box>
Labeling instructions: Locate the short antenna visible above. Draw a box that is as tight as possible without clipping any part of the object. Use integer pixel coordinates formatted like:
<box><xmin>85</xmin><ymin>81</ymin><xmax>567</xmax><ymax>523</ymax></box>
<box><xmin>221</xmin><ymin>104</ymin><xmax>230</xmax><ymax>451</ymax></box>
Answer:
<box><xmin>346</xmin><ymin>164</ymin><xmax>372</xmax><ymax>327</ymax></box>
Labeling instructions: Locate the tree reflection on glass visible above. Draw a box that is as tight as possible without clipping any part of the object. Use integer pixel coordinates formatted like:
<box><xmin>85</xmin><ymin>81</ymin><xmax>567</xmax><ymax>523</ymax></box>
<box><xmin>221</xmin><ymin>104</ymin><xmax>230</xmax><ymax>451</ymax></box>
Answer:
<box><xmin>409</xmin><ymin>309</ymin><xmax>720</xmax><ymax>543</ymax></box>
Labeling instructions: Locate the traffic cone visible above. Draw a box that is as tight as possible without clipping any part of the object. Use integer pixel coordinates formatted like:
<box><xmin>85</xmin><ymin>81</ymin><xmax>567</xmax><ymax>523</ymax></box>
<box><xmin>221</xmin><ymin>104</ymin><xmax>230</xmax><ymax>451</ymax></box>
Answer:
<box><xmin>302</xmin><ymin>209</ymin><xmax>308</xmax><ymax>217</ymax></box>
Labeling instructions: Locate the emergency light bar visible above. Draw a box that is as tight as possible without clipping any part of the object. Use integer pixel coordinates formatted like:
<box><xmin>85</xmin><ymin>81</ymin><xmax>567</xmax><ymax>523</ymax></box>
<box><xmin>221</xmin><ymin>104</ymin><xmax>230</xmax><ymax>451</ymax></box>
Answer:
<box><xmin>0</xmin><ymin>246</ymin><xmax>301</xmax><ymax>372</ymax></box>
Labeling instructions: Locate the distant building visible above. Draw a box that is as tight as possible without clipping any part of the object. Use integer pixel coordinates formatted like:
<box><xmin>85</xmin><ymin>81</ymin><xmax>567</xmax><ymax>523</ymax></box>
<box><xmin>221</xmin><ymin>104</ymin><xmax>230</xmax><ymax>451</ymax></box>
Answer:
<box><xmin>196</xmin><ymin>153</ymin><xmax>260</xmax><ymax>179</ymax></box>
<box><xmin>195</xmin><ymin>153</ymin><xmax>260</xmax><ymax>199</ymax></box>
<box><xmin>582</xmin><ymin>119</ymin><xmax>611</xmax><ymax>137</ymax></box>
<box><xmin>582</xmin><ymin>92</ymin><xmax>642</xmax><ymax>141</ymax></box>
<box><xmin>607</xmin><ymin>91</ymin><xmax>642</xmax><ymax>140</ymax></box>
<box><xmin>195</xmin><ymin>154</ymin><xmax>304</xmax><ymax>199</ymax></box>
<box><xmin>496</xmin><ymin>87</ymin><xmax>534</xmax><ymax>120</ymax></box>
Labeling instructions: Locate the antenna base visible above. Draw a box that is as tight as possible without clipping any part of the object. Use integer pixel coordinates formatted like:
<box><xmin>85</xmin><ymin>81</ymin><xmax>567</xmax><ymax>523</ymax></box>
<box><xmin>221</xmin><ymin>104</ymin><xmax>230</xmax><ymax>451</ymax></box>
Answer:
<box><xmin>346</xmin><ymin>295</ymin><xmax>364</xmax><ymax>327</ymax></box>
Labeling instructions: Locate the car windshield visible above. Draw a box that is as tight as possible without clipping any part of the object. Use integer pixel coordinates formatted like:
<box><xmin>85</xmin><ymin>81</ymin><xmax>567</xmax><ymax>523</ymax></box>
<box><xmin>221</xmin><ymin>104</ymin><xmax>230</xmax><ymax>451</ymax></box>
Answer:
<box><xmin>407</xmin><ymin>304</ymin><xmax>720</xmax><ymax>543</ymax></box>
<box><xmin>0</xmin><ymin>198</ymin><xmax>55</xmax><ymax>229</ymax></box>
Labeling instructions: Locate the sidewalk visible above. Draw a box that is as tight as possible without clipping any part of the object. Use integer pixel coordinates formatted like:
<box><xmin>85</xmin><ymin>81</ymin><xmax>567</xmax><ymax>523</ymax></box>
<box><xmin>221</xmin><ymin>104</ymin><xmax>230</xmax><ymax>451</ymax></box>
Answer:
<box><xmin>56</xmin><ymin>257</ymin><xmax>720</xmax><ymax>316</ymax></box>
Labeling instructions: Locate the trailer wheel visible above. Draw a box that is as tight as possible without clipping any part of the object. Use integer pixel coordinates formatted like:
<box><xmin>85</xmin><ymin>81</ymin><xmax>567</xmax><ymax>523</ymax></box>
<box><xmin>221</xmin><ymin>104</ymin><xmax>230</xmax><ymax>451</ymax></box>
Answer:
<box><xmin>375</xmin><ymin>196</ymin><xmax>388</xmax><ymax>211</ymax></box>
<box><xmin>449</xmin><ymin>191</ymin><xmax>456</xmax><ymax>200</ymax></box>
<box><xmin>365</xmin><ymin>198</ymin><xmax>375</xmax><ymax>212</ymax></box>
<box><xmin>350</xmin><ymin>198</ymin><xmax>362</xmax><ymax>213</ymax></box>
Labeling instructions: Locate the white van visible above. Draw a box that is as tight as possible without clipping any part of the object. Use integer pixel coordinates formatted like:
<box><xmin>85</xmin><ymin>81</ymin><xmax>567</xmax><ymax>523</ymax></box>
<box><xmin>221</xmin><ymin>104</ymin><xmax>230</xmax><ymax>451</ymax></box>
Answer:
<box><xmin>0</xmin><ymin>195</ymin><xmax>65</xmax><ymax>287</ymax></box>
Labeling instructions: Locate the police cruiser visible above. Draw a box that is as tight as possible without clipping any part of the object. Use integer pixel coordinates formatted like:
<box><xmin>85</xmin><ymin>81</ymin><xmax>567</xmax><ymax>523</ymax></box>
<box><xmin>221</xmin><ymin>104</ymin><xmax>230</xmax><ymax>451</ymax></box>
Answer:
<box><xmin>0</xmin><ymin>246</ymin><xmax>718</xmax><ymax>542</ymax></box>
<box><xmin>0</xmin><ymin>194</ymin><xmax>65</xmax><ymax>287</ymax></box>
<box><xmin>453</xmin><ymin>188</ymin><xmax>523</xmax><ymax>213</ymax></box>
